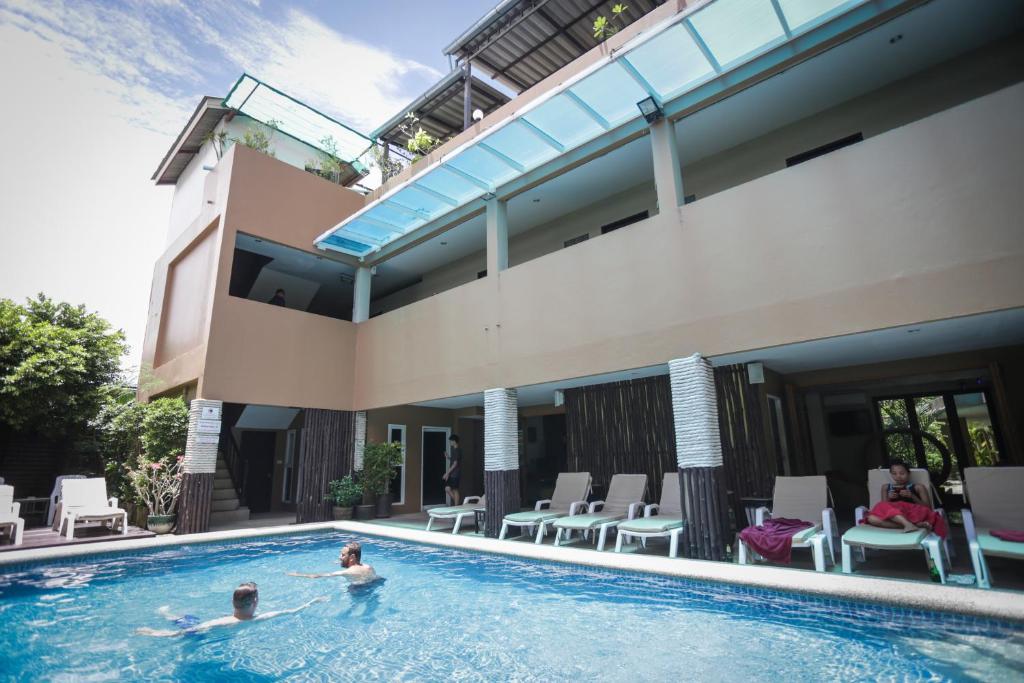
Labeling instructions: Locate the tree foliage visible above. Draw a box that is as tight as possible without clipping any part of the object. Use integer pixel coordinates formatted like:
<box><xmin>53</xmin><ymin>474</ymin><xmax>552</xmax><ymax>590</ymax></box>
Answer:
<box><xmin>0</xmin><ymin>295</ymin><xmax>126</xmax><ymax>436</ymax></box>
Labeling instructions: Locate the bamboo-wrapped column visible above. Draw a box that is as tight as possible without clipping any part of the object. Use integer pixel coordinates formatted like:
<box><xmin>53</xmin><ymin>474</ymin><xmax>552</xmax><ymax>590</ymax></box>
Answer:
<box><xmin>484</xmin><ymin>388</ymin><xmax>519</xmax><ymax>538</ymax></box>
<box><xmin>296</xmin><ymin>409</ymin><xmax>354</xmax><ymax>523</ymax></box>
<box><xmin>669</xmin><ymin>354</ymin><xmax>730</xmax><ymax>560</ymax></box>
<box><xmin>176</xmin><ymin>399</ymin><xmax>222</xmax><ymax>535</ymax></box>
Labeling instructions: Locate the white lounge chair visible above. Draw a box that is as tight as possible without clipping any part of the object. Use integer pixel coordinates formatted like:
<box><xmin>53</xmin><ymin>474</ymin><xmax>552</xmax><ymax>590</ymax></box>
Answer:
<box><xmin>0</xmin><ymin>485</ymin><xmax>25</xmax><ymax>546</ymax></box>
<box><xmin>841</xmin><ymin>468</ymin><xmax>948</xmax><ymax>583</ymax></box>
<box><xmin>738</xmin><ymin>475</ymin><xmax>836</xmax><ymax>572</ymax></box>
<box><xmin>614</xmin><ymin>472</ymin><xmax>685</xmax><ymax>558</ymax></box>
<box><xmin>56</xmin><ymin>478</ymin><xmax>128</xmax><ymax>539</ymax></box>
<box><xmin>963</xmin><ymin>466</ymin><xmax>1024</xmax><ymax>589</ymax></box>
<box><xmin>552</xmin><ymin>474</ymin><xmax>647</xmax><ymax>551</ymax></box>
<box><xmin>499</xmin><ymin>472</ymin><xmax>591</xmax><ymax>544</ymax></box>
<box><xmin>48</xmin><ymin>474</ymin><xmax>86</xmax><ymax>527</ymax></box>
<box><xmin>425</xmin><ymin>495</ymin><xmax>484</xmax><ymax>535</ymax></box>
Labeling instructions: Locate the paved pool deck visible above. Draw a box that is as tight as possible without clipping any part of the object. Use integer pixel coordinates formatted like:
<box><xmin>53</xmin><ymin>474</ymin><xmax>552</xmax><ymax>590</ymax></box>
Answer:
<box><xmin>1</xmin><ymin>519</ymin><xmax>1022</xmax><ymax>622</ymax></box>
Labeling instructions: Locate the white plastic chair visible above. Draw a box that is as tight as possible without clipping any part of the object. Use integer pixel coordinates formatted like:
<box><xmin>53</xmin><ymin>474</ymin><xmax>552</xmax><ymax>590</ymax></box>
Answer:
<box><xmin>425</xmin><ymin>495</ymin><xmax>485</xmax><ymax>534</ymax></box>
<box><xmin>57</xmin><ymin>478</ymin><xmax>128</xmax><ymax>539</ymax></box>
<box><xmin>0</xmin><ymin>485</ymin><xmax>25</xmax><ymax>546</ymax></box>
<box><xmin>738</xmin><ymin>476</ymin><xmax>837</xmax><ymax>572</ymax></box>
<box><xmin>48</xmin><ymin>474</ymin><xmax>86</xmax><ymax>527</ymax></box>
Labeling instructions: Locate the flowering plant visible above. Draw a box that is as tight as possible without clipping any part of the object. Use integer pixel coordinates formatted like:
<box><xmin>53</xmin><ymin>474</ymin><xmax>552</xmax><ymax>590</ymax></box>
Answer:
<box><xmin>127</xmin><ymin>454</ymin><xmax>183</xmax><ymax>516</ymax></box>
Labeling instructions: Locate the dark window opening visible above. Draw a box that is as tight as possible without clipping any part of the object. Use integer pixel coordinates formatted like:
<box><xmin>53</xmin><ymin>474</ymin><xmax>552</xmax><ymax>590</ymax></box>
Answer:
<box><xmin>600</xmin><ymin>210</ymin><xmax>649</xmax><ymax>235</ymax></box>
<box><xmin>786</xmin><ymin>133</ymin><xmax>864</xmax><ymax>167</ymax></box>
<box><xmin>563</xmin><ymin>233</ymin><xmax>590</xmax><ymax>248</ymax></box>
<box><xmin>683</xmin><ymin>194</ymin><xmax>696</xmax><ymax>205</ymax></box>
<box><xmin>477</xmin><ymin>269</ymin><xmax>487</xmax><ymax>279</ymax></box>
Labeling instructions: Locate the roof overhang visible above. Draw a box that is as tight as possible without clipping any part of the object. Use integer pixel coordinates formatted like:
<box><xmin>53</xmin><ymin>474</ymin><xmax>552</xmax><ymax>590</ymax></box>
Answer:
<box><xmin>152</xmin><ymin>96</ymin><xmax>227</xmax><ymax>185</ymax></box>
<box><xmin>316</xmin><ymin>0</ymin><xmax>923</xmax><ymax>261</ymax></box>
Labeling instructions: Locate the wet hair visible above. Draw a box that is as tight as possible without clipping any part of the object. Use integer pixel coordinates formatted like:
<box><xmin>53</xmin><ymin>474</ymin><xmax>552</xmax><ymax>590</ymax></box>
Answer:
<box><xmin>233</xmin><ymin>582</ymin><xmax>258</xmax><ymax>610</ymax></box>
<box><xmin>449</xmin><ymin>434</ymin><xmax>460</xmax><ymax>444</ymax></box>
<box><xmin>275</xmin><ymin>289</ymin><xmax>285</xmax><ymax>295</ymax></box>
<box><xmin>344</xmin><ymin>542</ymin><xmax>362</xmax><ymax>562</ymax></box>
<box><xmin>889</xmin><ymin>460</ymin><xmax>910</xmax><ymax>474</ymax></box>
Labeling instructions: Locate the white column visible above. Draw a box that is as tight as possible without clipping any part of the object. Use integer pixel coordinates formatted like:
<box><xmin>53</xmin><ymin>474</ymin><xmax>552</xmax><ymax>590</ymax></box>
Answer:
<box><xmin>668</xmin><ymin>354</ymin><xmax>722</xmax><ymax>468</ymax></box>
<box><xmin>352</xmin><ymin>266</ymin><xmax>372</xmax><ymax>323</ymax></box>
<box><xmin>650</xmin><ymin>117</ymin><xmax>684</xmax><ymax>214</ymax></box>
<box><xmin>484</xmin><ymin>388</ymin><xmax>518</xmax><ymax>471</ymax></box>
<box><xmin>353</xmin><ymin>411</ymin><xmax>367</xmax><ymax>471</ymax></box>
<box><xmin>183</xmin><ymin>399</ymin><xmax>223</xmax><ymax>475</ymax></box>
<box><xmin>485</xmin><ymin>198</ymin><xmax>508</xmax><ymax>276</ymax></box>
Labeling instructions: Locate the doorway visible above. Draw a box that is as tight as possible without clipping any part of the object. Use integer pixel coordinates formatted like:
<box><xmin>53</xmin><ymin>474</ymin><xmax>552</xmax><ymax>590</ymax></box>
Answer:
<box><xmin>421</xmin><ymin>427</ymin><xmax>450</xmax><ymax>509</ymax></box>
<box><xmin>241</xmin><ymin>431</ymin><xmax>276</xmax><ymax>513</ymax></box>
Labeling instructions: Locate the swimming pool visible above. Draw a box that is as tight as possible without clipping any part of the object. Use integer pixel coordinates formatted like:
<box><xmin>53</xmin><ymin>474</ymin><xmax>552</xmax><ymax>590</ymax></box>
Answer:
<box><xmin>0</xmin><ymin>531</ymin><xmax>1021</xmax><ymax>681</ymax></box>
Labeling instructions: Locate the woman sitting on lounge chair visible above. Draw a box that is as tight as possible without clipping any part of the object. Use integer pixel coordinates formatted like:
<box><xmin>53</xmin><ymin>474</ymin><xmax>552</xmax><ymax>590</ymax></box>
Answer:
<box><xmin>863</xmin><ymin>461</ymin><xmax>947</xmax><ymax>538</ymax></box>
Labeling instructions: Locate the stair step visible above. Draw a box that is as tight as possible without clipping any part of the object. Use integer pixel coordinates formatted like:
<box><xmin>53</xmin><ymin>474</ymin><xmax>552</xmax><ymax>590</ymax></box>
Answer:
<box><xmin>212</xmin><ymin>488</ymin><xmax>237</xmax><ymax>501</ymax></box>
<box><xmin>215</xmin><ymin>467</ymin><xmax>230</xmax><ymax>478</ymax></box>
<box><xmin>210</xmin><ymin>507</ymin><xmax>250</xmax><ymax>526</ymax></box>
<box><xmin>214</xmin><ymin>477</ymin><xmax>233</xmax><ymax>489</ymax></box>
<box><xmin>211</xmin><ymin>498</ymin><xmax>239</xmax><ymax>512</ymax></box>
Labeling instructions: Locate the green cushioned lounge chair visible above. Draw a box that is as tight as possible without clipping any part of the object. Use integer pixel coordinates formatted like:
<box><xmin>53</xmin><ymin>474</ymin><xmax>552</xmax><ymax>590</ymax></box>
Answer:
<box><xmin>841</xmin><ymin>468</ymin><xmax>948</xmax><ymax>583</ymax></box>
<box><xmin>425</xmin><ymin>495</ymin><xmax>484</xmax><ymax>535</ymax></box>
<box><xmin>963</xmin><ymin>466</ymin><xmax>1024</xmax><ymax>588</ymax></box>
<box><xmin>737</xmin><ymin>475</ymin><xmax>836</xmax><ymax>572</ymax></box>
<box><xmin>553</xmin><ymin>474</ymin><xmax>647</xmax><ymax>552</ymax></box>
<box><xmin>498</xmin><ymin>472</ymin><xmax>591</xmax><ymax>544</ymax></box>
<box><xmin>615</xmin><ymin>472</ymin><xmax>685</xmax><ymax>558</ymax></box>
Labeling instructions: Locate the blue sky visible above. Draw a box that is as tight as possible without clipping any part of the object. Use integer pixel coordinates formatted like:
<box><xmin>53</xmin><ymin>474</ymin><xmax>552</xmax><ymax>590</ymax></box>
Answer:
<box><xmin>0</xmin><ymin>0</ymin><xmax>497</xmax><ymax>374</ymax></box>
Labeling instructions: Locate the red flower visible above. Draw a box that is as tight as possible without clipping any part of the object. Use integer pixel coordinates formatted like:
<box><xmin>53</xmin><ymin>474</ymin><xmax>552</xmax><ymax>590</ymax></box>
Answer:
<box><xmin>149</xmin><ymin>462</ymin><xmax>162</xmax><ymax>471</ymax></box>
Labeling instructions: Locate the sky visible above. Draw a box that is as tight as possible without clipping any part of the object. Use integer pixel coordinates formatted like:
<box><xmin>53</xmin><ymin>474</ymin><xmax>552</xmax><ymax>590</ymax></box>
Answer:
<box><xmin>0</xmin><ymin>0</ymin><xmax>496</xmax><ymax>376</ymax></box>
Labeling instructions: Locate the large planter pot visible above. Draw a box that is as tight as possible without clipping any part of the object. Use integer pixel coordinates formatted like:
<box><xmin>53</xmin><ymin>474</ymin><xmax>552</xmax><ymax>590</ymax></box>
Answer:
<box><xmin>354</xmin><ymin>504</ymin><xmax>375</xmax><ymax>520</ymax></box>
<box><xmin>147</xmin><ymin>514</ymin><xmax>176</xmax><ymax>535</ymax></box>
<box><xmin>332</xmin><ymin>505</ymin><xmax>353</xmax><ymax>521</ymax></box>
<box><xmin>375</xmin><ymin>493</ymin><xmax>393</xmax><ymax>518</ymax></box>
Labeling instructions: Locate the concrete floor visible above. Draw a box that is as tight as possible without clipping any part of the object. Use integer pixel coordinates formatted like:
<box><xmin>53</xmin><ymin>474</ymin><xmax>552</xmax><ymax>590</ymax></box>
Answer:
<box><xmin>209</xmin><ymin>512</ymin><xmax>296</xmax><ymax>532</ymax></box>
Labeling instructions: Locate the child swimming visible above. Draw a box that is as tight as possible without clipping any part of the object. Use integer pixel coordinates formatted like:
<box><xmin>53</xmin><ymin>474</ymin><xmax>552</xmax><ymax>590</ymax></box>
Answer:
<box><xmin>862</xmin><ymin>461</ymin><xmax>947</xmax><ymax>538</ymax></box>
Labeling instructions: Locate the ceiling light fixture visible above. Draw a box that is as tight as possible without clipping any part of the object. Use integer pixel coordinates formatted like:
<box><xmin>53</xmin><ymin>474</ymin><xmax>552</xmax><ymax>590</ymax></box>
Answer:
<box><xmin>889</xmin><ymin>34</ymin><xmax>903</xmax><ymax>44</ymax></box>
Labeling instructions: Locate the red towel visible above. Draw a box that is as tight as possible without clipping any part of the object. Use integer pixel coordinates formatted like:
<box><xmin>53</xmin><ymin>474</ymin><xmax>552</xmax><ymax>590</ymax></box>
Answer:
<box><xmin>862</xmin><ymin>501</ymin><xmax>948</xmax><ymax>539</ymax></box>
<box><xmin>739</xmin><ymin>518</ymin><xmax>813</xmax><ymax>563</ymax></box>
<box><xmin>991</xmin><ymin>529</ymin><xmax>1024</xmax><ymax>542</ymax></box>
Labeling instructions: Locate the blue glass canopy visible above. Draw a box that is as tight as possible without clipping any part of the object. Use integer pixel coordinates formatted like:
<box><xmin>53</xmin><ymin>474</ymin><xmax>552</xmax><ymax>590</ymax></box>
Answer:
<box><xmin>316</xmin><ymin>0</ymin><xmax>868</xmax><ymax>258</ymax></box>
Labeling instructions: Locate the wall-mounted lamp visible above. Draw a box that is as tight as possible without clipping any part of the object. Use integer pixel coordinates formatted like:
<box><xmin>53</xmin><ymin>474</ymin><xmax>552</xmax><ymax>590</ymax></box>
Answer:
<box><xmin>472</xmin><ymin>108</ymin><xmax>484</xmax><ymax>122</ymax></box>
<box><xmin>553</xmin><ymin>390</ymin><xmax>564</xmax><ymax>407</ymax></box>
<box><xmin>636</xmin><ymin>97</ymin><xmax>663</xmax><ymax>124</ymax></box>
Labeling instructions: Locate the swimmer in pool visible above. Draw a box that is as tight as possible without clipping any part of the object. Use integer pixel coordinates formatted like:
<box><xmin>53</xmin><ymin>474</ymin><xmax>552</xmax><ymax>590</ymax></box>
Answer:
<box><xmin>288</xmin><ymin>542</ymin><xmax>380</xmax><ymax>587</ymax></box>
<box><xmin>136</xmin><ymin>582</ymin><xmax>326</xmax><ymax>637</ymax></box>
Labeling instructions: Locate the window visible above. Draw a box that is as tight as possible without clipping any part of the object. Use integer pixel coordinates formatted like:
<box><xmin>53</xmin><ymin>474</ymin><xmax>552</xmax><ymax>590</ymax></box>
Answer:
<box><xmin>282</xmin><ymin>429</ymin><xmax>297</xmax><ymax>503</ymax></box>
<box><xmin>563</xmin><ymin>233</ymin><xmax>590</xmax><ymax>248</ymax></box>
<box><xmin>388</xmin><ymin>424</ymin><xmax>407</xmax><ymax>505</ymax></box>
<box><xmin>785</xmin><ymin>133</ymin><xmax>864</xmax><ymax>167</ymax></box>
<box><xmin>600</xmin><ymin>210</ymin><xmax>649</xmax><ymax>235</ymax></box>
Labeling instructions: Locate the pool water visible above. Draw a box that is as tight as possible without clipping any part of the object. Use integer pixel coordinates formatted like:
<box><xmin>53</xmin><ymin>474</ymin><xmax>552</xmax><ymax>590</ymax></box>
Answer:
<box><xmin>0</xmin><ymin>532</ymin><xmax>1021</xmax><ymax>682</ymax></box>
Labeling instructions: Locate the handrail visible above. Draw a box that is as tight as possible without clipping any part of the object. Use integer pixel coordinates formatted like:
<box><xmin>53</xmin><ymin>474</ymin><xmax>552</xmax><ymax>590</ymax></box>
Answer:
<box><xmin>220</xmin><ymin>427</ymin><xmax>247</xmax><ymax>506</ymax></box>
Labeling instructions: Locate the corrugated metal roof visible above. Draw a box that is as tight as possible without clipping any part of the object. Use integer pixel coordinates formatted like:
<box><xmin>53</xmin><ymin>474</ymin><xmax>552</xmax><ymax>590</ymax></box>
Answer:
<box><xmin>152</xmin><ymin>96</ymin><xmax>226</xmax><ymax>185</ymax></box>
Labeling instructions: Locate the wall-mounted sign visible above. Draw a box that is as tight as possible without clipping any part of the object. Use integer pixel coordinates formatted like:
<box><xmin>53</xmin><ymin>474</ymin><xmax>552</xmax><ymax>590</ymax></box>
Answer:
<box><xmin>195</xmin><ymin>434</ymin><xmax>220</xmax><ymax>445</ymax></box>
<box><xmin>197</xmin><ymin>419</ymin><xmax>221</xmax><ymax>434</ymax></box>
<box><xmin>201</xmin><ymin>406</ymin><xmax>222</xmax><ymax>420</ymax></box>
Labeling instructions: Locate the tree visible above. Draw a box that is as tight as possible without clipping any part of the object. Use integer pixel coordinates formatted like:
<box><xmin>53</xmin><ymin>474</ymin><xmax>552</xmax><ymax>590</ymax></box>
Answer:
<box><xmin>0</xmin><ymin>295</ymin><xmax>126</xmax><ymax>437</ymax></box>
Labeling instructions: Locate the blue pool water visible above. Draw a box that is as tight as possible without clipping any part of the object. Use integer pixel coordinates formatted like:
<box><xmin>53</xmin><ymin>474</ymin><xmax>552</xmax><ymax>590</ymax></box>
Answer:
<box><xmin>0</xmin><ymin>531</ymin><xmax>1022</xmax><ymax>682</ymax></box>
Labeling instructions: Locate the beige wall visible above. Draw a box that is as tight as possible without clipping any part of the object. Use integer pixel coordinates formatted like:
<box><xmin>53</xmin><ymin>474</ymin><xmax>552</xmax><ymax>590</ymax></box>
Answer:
<box><xmin>154</xmin><ymin>226</ymin><xmax>219</xmax><ymax>366</ymax></box>
<box><xmin>354</xmin><ymin>84</ymin><xmax>1024</xmax><ymax>409</ymax></box>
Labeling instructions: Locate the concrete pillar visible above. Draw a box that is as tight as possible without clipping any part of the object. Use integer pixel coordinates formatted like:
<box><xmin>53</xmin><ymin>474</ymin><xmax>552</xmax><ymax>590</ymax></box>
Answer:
<box><xmin>483</xmin><ymin>387</ymin><xmax>519</xmax><ymax>537</ymax></box>
<box><xmin>352</xmin><ymin>266</ymin><xmax>372</xmax><ymax>323</ymax></box>
<box><xmin>353</xmin><ymin>411</ymin><xmax>367</xmax><ymax>471</ymax></box>
<box><xmin>668</xmin><ymin>354</ymin><xmax>730</xmax><ymax>560</ymax></box>
<box><xmin>485</xmin><ymin>198</ymin><xmax>508</xmax><ymax>276</ymax></box>
<box><xmin>650</xmin><ymin>117</ymin><xmax>684</xmax><ymax>214</ymax></box>
<box><xmin>463</xmin><ymin>61</ymin><xmax>473</xmax><ymax>131</ymax></box>
<box><xmin>177</xmin><ymin>398</ymin><xmax>223</xmax><ymax>534</ymax></box>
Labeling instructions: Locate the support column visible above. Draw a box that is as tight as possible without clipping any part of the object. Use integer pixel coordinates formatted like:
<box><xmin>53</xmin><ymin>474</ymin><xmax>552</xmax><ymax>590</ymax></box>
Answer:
<box><xmin>485</xmin><ymin>198</ymin><xmax>508</xmax><ymax>276</ymax></box>
<box><xmin>296</xmin><ymin>409</ymin><xmax>355</xmax><ymax>523</ymax></box>
<box><xmin>484</xmin><ymin>388</ymin><xmax>519</xmax><ymax>538</ymax></box>
<box><xmin>177</xmin><ymin>399</ymin><xmax>222</xmax><ymax>534</ymax></box>
<box><xmin>669</xmin><ymin>354</ymin><xmax>730</xmax><ymax>560</ymax></box>
<box><xmin>650</xmin><ymin>117</ymin><xmax>684</xmax><ymax>214</ymax></box>
<box><xmin>352</xmin><ymin>266</ymin><xmax>372</xmax><ymax>323</ymax></box>
<box><xmin>462</xmin><ymin>60</ymin><xmax>473</xmax><ymax>131</ymax></box>
<box><xmin>353</xmin><ymin>411</ymin><xmax>367</xmax><ymax>471</ymax></box>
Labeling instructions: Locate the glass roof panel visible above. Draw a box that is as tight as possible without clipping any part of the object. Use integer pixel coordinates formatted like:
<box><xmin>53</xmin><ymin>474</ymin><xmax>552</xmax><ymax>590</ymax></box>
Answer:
<box><xmin>444</xmin><ymin>146</ymin><xmax>520</xmax><ymax>188</ymax></box>
<box><xmin>223</xmin><ymin>74</ymin><xmax>371</xmax><ymax>161</ymax></box>
<box><xmin>621</xmin><ymin>23</ymin><xmax>716</xmax><ymax>100</ymax></box>
<box><xmin>522</xmin><ymin>94</ymin><xmax>605</xmax><ymax>150</ymax></box>
<box><xmin>322</xmin><ymin>234</ymin><xmax>374</xmax><ymax>256</ymax></box>
<box><xmin>345</xmin><ymin>218</ymin><xmax>397</xmax><ymax>244</ymax></box>
<box><xmin>484</xmin><ymin>121</ymin><xmax>560</xmax><ymax>170</ymax></box>
<box><xmin>363</xmin><ymin>203</ymin><xmax>423</xmax><ymax>232</ymax></box>
<box><xmin>689</xmin><ymin>0</ymin><xmax>785</xmax><ymax>68</ymax></box>
<box><xmin>569</xmin><ymin>62</ymin><xmax>649</xmax><ymax>126</ymax></box>
<box><xmin>415</xmin><ymin>166</ymin><xmax>485</xmax><ymax>204</ymax></box>
<box><xmin>778</xmin><ymin>0</ymin><xmax>862</xmax><ymax>33</ymax></box>
<box><xmin>389</xmin><ymin>186</ymin><xmax>451</xmax><ymax>218</ymax></box>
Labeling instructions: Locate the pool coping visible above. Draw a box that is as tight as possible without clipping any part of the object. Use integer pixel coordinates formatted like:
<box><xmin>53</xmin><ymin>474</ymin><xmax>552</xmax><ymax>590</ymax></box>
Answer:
<box><xmin>2</xmin><ymin>520</ymin><xmax>1022</xmax><ymax>622</ymax></box>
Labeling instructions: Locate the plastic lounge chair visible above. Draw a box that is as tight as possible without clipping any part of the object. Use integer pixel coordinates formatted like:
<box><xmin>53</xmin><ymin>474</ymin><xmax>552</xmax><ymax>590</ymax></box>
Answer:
<box><xmin>737</xmin><ymin>475</ymin><xmax>837</xmax><ymax>572</ymax></box>
<box><xmin>425</xmin><ymin>495</ymin><xmax>484</xmax><ymax>535</ymax></box>
<box><xmin>963</xmin><ymin>466</ymin><xmax>1024</xmax><ymax>589</ymax></box>
<box><xmin>552</xmin><ymin>474</ymin><xmax>647</xmax><ymax>551</ymax></box>
<box><xmin>0</xmin><ymin>485</ymin><xmax>25</xmax><ymax>546</ymax></box>
<box><xmin>56</xmin><ymin>478</ymin><xmax>128</xmax><ymax>539</ymax></box>
<box><xmin>499</xmin><ymin>472</ymin><xmax>591</xmax><ymax>544</ymax></box>
<box><xmin>614</xmin><ymin>472</ymin><xmax>685</xmax><ymax>558</ymax></box>
<box><xmin>841</xmin><ymin>468</ymin><xmax>948</xmax><ymax>583</ymax></box>
<box><xmin>48</xmin><ymin>474</ymin><xmax>86</xmax><ymax>527</ymax></box>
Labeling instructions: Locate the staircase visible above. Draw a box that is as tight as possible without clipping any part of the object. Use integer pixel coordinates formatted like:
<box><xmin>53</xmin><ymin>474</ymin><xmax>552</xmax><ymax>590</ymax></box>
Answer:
<box><xmin>209</xmin><ymin>456</ymin><xmax>250</xmax><ymax>527</ymax></box>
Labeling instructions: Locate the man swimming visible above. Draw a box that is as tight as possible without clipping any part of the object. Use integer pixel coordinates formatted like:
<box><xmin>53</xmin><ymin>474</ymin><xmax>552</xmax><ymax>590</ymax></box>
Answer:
<box><xmin>288</xmin><ymin>542</ymin><xmax>380</xmax><ymax>587</ymax></box>
<box><xmin>137</xmin><ymin>582</ymin><xmax>326</xmax><ymax>637</ymax></box>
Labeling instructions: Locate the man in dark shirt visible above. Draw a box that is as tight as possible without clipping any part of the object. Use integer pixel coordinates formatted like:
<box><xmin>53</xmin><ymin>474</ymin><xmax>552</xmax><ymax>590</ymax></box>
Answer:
<box><xmin>268</xmin><ymin>289</ymin><xmax>286</xmax><ymax>306</ymax></box>
<box><xmin>443</xmin><ymin>434</ymin><xmax>462</xmax><ymax>506</ymax></box>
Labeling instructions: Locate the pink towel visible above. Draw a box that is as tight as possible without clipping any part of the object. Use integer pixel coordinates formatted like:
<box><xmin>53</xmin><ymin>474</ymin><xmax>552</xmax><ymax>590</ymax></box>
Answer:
<box><xmin>739</xmin><ymin>518</ymin><xmax>813</xmax><ymax>563</ymax></box>
<box><xmin>991</xmin><ymin>529</ymin><xmax>1024</xmax><ymax>543</ymax></box>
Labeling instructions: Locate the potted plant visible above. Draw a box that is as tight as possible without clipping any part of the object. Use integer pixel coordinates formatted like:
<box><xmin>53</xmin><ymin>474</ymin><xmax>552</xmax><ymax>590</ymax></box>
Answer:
<box><xmin>352</xmin><ymin>471</ymin><xmax>376</xmax><ymax>520</ymax></box>
<box><xmin>361</xmin><ymin>441</ymin><xmax>404</xmax><ymax>518</ymax></box>
<box><xmin>326</xmin><ymin>475</ymin><xmax>363</xmax><ymax>520</ymax></box>
<box><xmin>127</xmin><ymin>454</ymin><xmax>183</xmax><ymax>534</ymax></box>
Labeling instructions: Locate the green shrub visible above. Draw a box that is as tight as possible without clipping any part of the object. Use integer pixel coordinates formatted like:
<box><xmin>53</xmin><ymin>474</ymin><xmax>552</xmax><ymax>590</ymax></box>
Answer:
<box><xmin>326</xmin><ymin>475</ymin><xmax>363</xmax><ymax>506</ymax></box>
